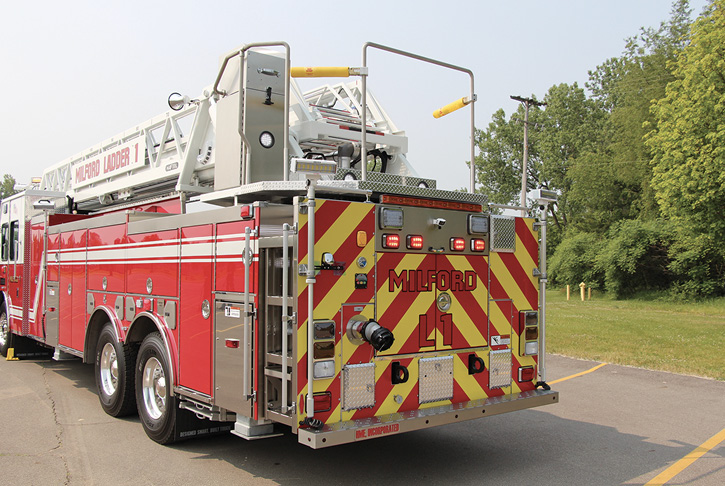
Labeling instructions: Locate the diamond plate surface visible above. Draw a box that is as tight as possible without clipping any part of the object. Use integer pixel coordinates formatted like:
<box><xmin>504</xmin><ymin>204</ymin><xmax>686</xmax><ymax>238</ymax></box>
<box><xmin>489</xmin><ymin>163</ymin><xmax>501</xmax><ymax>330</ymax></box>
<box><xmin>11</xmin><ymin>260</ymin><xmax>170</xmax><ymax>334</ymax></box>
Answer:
<box><xmin>489</xmin><ymin>349</ymin><xmax>512</xmax><ymax>389</ymax></box>
<box><xmin>342</xmin><ymin>363</ymin><xmax>376</xmax><ymax>411</ymax></box>
<box><xmin>418</xmin><ymin>356</ymin><xmax>454</xmax><ymax>404</ymax></box>
<box><xmin>491</xmin><ymin>215</ymin><xmax>516</xmax><ymax>253</ymax></box>
<box><xmin>334</xmin><ymin>168</ymin><xmax>437</xmax><ymax>189</ymax></box>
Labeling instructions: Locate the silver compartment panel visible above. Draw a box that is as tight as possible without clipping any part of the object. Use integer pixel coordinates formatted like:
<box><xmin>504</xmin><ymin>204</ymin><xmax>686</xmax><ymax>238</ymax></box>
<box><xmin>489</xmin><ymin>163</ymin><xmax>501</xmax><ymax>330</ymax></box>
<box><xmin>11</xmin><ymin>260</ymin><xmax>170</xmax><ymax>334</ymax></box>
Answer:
<box><xmin>419</xmin><ymin>355</ymin><xmax>454</xmax><ymax>404</ymax></box>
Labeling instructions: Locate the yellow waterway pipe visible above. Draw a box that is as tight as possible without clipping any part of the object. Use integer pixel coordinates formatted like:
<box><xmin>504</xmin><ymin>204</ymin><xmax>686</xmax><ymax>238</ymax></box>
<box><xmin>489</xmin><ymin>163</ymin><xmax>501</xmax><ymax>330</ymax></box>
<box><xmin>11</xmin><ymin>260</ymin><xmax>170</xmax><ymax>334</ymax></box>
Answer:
<box><xmin>433</xmin><ymin>96</ymin><xmax>474</xmax><ymax>118</ymax></box>
<box><xmin>291</xmin><ymin>66</ymin><xmax>367</xmax><ymax>78</ymax></box>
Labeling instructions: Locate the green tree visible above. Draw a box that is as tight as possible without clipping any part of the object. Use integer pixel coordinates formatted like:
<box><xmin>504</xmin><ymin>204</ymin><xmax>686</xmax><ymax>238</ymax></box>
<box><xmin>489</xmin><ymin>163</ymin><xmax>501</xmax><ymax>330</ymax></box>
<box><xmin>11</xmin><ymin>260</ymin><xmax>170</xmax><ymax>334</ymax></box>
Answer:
<box><xmin>0</xmin><ymin>174</ymin><xmax>17</xmax><ymax>202</ymax></box>
<box><xmin>578</xmin><ymin>0</ymin><xmax>694</xmax><ymax>231</ymax></box>
<box><xmin>474</xmin><ymin>83</ymin><xmax>599</xmax><ymax>233</ymax></box>
<box><xmin>647</xmin><ymin>0</ymin><xmax>725</xmax><ymax>247</ymax></box>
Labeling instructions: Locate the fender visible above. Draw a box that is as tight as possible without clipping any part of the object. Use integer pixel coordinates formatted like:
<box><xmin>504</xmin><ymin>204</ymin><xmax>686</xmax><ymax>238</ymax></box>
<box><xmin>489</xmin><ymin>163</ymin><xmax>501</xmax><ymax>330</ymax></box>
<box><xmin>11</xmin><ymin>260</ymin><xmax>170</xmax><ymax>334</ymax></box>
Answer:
<box><xmin>83</xmin><ymin>305</ymin><xmax>122</xmax><ymax>364</ymax></box>
<box><xmin>127</xmin><ymin>311</ymin><xmax>176</xmax><ymax>395</ymax></box>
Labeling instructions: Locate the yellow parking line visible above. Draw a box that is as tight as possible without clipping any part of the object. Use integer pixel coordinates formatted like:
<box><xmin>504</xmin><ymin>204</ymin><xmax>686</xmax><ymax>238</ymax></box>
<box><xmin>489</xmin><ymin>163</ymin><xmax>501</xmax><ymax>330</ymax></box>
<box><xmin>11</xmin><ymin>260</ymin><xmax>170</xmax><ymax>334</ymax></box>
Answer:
<box><xmin>549</xmin><ymin>363</ymin><xmax>607</xmax><ymax>385</ymax></box>
<box><xmin>645</xmin><ymin>427</ymin><xmax>725</xmax><ymax>485</ymax></box>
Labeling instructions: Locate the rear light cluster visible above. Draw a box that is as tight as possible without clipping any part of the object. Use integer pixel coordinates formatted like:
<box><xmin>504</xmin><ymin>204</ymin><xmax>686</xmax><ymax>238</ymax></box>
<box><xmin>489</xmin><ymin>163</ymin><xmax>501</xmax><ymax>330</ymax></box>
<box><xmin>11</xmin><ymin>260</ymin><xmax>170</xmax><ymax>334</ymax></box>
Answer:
<box><xmin>383</xmin><ymin>234</ymin><xmax>486</xmax><ymax>252</ymax></box>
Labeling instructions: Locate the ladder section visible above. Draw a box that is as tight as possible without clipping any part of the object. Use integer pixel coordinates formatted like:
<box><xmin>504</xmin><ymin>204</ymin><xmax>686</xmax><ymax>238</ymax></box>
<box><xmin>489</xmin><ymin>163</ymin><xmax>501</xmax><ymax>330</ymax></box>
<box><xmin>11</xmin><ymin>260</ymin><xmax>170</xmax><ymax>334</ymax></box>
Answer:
<box><xmin>290</xmin><ymin>81</ymin><xmax>408</xmax><ymax>159</ymax></box>
<box><xmin>40</xmin><ymin>99</ymin><xmax>216</xmax><ymax>211</ymax></box>
<box><xmin>261</xmin><ymin>230</ymin><xmax>295</xmax><ymax>426</ymax></box>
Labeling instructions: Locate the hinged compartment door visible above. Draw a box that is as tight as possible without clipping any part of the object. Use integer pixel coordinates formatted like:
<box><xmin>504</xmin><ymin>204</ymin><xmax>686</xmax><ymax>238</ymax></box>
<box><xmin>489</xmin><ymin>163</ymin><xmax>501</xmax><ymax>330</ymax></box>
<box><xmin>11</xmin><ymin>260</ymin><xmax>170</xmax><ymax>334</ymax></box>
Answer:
<box><xmin>214</xmin><ymin>300</ymin><xmax>254</xmax><ymax>417</ymax></box>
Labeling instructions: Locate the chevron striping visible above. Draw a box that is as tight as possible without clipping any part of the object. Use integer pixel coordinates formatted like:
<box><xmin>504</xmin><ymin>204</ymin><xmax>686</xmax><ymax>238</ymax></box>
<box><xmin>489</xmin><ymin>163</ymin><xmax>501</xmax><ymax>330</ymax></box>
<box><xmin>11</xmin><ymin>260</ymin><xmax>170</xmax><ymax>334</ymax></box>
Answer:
<box><xmin>517</xmin><ymin>217</ymin><xmax>539</xmax><ymax>264</ymax></box>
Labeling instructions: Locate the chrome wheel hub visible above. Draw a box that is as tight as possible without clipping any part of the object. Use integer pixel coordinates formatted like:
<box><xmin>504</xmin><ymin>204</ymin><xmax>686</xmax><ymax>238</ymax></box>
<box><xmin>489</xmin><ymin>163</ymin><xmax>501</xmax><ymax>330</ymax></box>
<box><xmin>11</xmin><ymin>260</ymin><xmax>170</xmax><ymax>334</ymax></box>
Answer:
<box><xmin>142</xmin><ymin>357</ymin><xmax>166</xmax><ymax>420</ymax></box>
<box><xmin>99</xmin><ymin>342</ymin><xmax>119</xmax><ymax>397</ymax></box>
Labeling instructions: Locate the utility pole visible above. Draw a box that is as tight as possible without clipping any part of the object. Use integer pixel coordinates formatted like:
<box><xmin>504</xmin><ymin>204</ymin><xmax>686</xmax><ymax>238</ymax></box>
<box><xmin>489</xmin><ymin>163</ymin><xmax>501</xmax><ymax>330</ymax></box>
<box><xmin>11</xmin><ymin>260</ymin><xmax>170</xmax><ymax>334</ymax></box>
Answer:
<box><xmin>511</xmin><ymin>95</ymin><xmax>546</xmax><ymax>215</ymax></box>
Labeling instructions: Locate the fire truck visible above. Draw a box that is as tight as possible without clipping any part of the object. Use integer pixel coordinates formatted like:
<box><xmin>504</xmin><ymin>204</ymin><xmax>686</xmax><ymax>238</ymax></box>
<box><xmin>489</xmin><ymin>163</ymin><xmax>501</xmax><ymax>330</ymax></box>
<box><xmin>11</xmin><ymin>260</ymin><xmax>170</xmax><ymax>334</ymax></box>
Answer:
<box><xmin>0</xmin><ymin>42</ymin><xmax>558</xmax><ymax>448</ymax></box>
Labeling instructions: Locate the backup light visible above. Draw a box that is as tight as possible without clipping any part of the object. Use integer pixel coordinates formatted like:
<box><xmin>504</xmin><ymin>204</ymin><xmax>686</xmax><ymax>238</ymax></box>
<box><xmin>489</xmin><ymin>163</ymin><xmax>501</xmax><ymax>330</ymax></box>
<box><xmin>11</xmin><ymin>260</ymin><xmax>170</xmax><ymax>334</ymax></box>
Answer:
<box><xmin>450</xmin><ymin>237</ymin><xmax>466</xmax><ymax>251</ymax></box>
<box><xmin>382</xmin><ymin>234</ymin><xmax>400</xmax><ymax>249</ymax></box>
<box><xmin>407</xmin><ymin>235</ymin><xmax>423</xmax><ymax>250</ymax></box>
<box><xmin>380</xmin><ymin>207</ymin><xmax>404</xmax><ymax>229</ymax></box>
<box><xmin>468</xmin><ymin>214</ymin><xmax>489</xmax><ymax>234</ymax></box>
<box><xmin>524</xmin><ymin>341</ymin><xmax>538</xmax><ymax>356</ymax></box>
<box><xmin>313</xmin><ymin>360</ymin><xmax>335</xmax><ymax>379</ymax></box>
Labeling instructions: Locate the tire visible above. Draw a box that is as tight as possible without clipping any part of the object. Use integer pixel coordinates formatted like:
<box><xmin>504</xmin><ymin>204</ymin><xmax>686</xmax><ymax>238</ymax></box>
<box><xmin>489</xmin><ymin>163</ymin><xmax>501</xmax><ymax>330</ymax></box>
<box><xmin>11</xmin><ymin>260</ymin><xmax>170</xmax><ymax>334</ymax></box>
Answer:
<box><xmin>0</xmin><ymin>308</ymin><xmax>13</xmax><ymax>357</ymax></box>
<box><xmin>136</xmin><ymin>332</ymin><xmax>177</xmax><ymax>444</ymax></box>
<box><xmin>95</xmin><ymin>325</ymin><xmax>137</xmax><ymax>417</ymax></box>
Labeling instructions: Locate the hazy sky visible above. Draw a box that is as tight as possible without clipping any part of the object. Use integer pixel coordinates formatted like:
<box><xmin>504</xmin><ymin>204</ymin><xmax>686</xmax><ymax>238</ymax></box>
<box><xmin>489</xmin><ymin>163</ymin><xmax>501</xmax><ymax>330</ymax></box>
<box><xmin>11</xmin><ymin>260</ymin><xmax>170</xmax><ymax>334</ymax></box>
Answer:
<box><xmin>0</xmin><ymin>0</ymin><xmax>710</xmax><ymax>191</ymax></box>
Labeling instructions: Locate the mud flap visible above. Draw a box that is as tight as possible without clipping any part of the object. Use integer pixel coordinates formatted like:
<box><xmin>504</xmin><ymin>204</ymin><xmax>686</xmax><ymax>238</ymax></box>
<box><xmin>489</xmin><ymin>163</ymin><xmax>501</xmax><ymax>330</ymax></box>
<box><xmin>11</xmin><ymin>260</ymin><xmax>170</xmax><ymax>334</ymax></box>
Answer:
<box><xmin>173</xmin><ymin>407</ymin><xmax>234</xmax><ymax>442</ymax></box>
<box><xmin>7</xmin><ymin>335</ymin><xmax>53</xmax><ymax>360</ymax></box>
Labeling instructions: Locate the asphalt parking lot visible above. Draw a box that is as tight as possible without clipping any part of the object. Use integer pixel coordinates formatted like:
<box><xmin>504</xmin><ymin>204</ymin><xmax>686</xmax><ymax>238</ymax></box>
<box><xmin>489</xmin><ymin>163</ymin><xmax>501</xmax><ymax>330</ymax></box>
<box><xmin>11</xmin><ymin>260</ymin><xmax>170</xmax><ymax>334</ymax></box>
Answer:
<box><xmin>1</xmin><ymin>353</ymin><xmax>723</xmax><ymax>485</ymax></box>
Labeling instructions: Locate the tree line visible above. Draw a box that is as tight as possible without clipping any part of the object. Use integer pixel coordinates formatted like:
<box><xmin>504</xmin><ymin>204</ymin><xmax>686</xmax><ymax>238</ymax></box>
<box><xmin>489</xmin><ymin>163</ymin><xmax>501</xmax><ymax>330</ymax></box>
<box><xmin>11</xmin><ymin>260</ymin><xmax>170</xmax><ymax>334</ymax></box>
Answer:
<box><xmin>474</xmin><ymin>0</ymin><xmax>725</xmax><ymax>299</ymax></box>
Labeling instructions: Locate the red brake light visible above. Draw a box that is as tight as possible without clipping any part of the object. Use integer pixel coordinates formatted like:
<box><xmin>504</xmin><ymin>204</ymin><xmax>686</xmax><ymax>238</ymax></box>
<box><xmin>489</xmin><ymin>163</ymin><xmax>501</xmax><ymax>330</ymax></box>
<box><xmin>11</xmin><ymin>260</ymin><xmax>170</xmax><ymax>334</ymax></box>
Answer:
<box><xmin>471</xmin><ymin>238</ymin><xmax>486</xmax><ymax>252</ymax></box>
<box><xmin>308</xmin><ymin>392</ymin><xmax>332</xmax><ymax>413</ymax></box>
<box><xmin>450</xmin><ymin>237</ymin><xmax>465</xmax><ymax>251</ymax></box>
<box><xmin>518</xmin><ymin>366</ymin><xmax>535</xmax><ymax>382</ymax></box>
<box><xmin>382</xmin><ymin>234</ymin><xmax>400</xmax><ymax>249</ymax></box>
<box><xmin>407</xmin><ymin>235</ymin><xmax>423</xmax><ymax>250</ymax></box>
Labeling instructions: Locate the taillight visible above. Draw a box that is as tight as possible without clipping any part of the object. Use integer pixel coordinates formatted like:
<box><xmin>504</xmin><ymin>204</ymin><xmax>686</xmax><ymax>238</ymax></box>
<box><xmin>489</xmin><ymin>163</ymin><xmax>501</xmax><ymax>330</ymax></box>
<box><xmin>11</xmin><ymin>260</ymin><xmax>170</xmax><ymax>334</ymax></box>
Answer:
<box><xmin>450</xmin><ymin>237</ymin><xmax>465</xmax><ymax>251</ymax></box>
<box><xmin>471</xmin><ymin>238</ymin><xmax>486</xmax><ymax>252</ymax></box>
<box><xmin>518</xmin><ymin>366</ymin><xmax>535</xmax><ymax>382</ymax></box>
<box><xmin>307</xmin><ymin>392</ymin><xmax>332</xmax><ymax>413</ymax></box>
<box><xmin>407</xmin><ymin>235</ymin><xmax>423</xmax><ymax>250</ymax></box>
<box><xmin>382</xmin><ymin>234</ymin><xmax>400</xmax><ymax>249</ymax></box>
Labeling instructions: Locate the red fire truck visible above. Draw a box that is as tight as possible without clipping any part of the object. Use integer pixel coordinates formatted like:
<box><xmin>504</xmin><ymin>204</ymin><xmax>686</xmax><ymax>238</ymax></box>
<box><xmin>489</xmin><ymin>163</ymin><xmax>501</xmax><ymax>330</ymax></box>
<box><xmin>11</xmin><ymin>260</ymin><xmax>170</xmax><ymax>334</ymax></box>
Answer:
<box><xmin>0</xmin><ymin>42</ymin><xmax>558</xmax><ymax>448</ymax></box>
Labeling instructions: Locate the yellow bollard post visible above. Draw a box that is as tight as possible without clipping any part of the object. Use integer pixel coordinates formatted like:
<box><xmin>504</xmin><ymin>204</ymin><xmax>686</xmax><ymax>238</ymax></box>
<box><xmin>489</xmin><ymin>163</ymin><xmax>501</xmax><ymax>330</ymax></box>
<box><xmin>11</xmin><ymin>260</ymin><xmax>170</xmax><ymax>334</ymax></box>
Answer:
<box><xmin>588</xmin><ymin>287</ymin><xmax>591</xmax><ymax>300</ymax></box>
<box><xmin>566</xmin><ymin>285</ymin><xmax>570</xmax><ymax>301</ymax></box>
<box><xmin>579</xmin><ymin>282</ymin><xmax>586</xmax><ymax>302</ymax></box>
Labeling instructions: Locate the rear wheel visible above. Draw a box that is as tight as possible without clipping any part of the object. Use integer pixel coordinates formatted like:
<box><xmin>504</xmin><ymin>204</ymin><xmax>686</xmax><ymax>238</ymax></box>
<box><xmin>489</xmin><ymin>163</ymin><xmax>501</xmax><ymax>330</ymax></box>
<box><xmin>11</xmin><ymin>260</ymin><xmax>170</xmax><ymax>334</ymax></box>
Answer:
<box><xmin>136</xmin><ymin>332</ymin><xmax>177</xmax><ymax>444</ymax></box>
<box><xmin>0</xmin><ymin>309</ymin><xmax>13</xmax><ymax>357</ymax></box>
<box><xmin>95</xmin><ymin>325</ymin><xmax>137</xmax><ymax>416</ymax></box>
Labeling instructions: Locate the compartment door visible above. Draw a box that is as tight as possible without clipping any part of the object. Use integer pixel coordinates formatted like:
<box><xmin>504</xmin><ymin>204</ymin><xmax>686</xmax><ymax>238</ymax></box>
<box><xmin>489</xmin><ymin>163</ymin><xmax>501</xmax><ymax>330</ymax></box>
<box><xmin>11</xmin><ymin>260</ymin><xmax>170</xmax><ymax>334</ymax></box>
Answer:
<box><xmin>214</xmin><ymin>300</ymin><xmax>253</xmax><ymax>417</ymax></box>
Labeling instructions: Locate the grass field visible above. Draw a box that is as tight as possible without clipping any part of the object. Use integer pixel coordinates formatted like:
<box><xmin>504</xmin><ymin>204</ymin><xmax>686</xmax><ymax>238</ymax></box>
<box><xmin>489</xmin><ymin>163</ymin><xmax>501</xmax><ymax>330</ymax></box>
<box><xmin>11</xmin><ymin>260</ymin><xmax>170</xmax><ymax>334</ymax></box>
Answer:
<box><xmin>545</xmin><ymin>289</ymin><xmax>725</xmax><ymax>381</ymax></box>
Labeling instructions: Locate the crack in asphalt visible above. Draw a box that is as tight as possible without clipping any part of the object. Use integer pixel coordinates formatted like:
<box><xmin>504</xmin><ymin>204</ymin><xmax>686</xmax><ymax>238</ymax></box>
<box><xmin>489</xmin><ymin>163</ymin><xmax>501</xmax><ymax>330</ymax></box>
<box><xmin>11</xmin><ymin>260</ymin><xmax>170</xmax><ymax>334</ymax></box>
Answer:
<box><xmin>43</xmin><ymin>366</ymin><xmax>71</xmax><ymax>485</ymax></box>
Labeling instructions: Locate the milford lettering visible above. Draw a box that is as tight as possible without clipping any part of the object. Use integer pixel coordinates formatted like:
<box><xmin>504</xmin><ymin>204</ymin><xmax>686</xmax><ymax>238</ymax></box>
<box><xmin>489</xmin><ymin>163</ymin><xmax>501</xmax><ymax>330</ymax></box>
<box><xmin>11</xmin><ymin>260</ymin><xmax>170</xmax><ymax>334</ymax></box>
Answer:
<box><xmin>388</xmin><ymin>269</ymin><xmax>477</xmax><ymax>292</ymax></box>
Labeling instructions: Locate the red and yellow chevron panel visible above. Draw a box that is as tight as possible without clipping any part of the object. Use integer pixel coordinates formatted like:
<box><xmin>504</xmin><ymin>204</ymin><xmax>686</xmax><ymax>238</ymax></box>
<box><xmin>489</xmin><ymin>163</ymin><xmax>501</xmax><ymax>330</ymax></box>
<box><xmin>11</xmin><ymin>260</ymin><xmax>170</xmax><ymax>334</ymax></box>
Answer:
<box><xmin>296</xmin><ymin>206</ymin><xmax>541</xmax><ymax>428</ymax></box>
<box><xmin>296</xmin><ymin>199</ymin><xmax>376</xmax><ymax>424</ymax></box>
<box><xmin>489</xmin><ymin>217</ymin><xmax>540</xmax><ymax>394</ymax></box>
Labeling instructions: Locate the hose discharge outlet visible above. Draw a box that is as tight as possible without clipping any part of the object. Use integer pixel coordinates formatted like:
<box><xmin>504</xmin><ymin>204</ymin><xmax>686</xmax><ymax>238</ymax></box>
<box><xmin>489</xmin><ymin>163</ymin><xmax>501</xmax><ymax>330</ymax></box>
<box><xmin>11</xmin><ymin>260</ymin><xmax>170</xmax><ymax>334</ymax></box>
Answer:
<box><xmin>347</xmin><ymin>316</ymin><xmax>395</xmax><ymax>352</ymax></box>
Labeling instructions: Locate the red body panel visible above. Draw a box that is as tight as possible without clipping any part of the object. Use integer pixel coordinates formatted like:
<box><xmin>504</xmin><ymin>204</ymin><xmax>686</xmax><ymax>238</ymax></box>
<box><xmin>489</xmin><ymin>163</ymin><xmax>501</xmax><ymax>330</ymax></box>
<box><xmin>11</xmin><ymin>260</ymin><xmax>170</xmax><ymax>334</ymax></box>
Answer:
<box><xmin>59</xmin><ymin>229</ymin><xmax>87</xmax><ymax>350</ymax></box>
<box><xmin>215</xmin><ymin>220</ymin><xmax>257</xmax><ymax>293</ymax></box>
<box><xmin>126</xmin><ymin>230</ymin><xmax>178</xmax><ymax>297</ymax></box>
<box><xmin>87</xmin><ymin>224</ymin><xmax>126</xmax><ymax>293</ymax></box>
<box><xmin>178</xmin><ymin>225</ymin><xmax>213</xmax><ymax>395</ymax></box>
